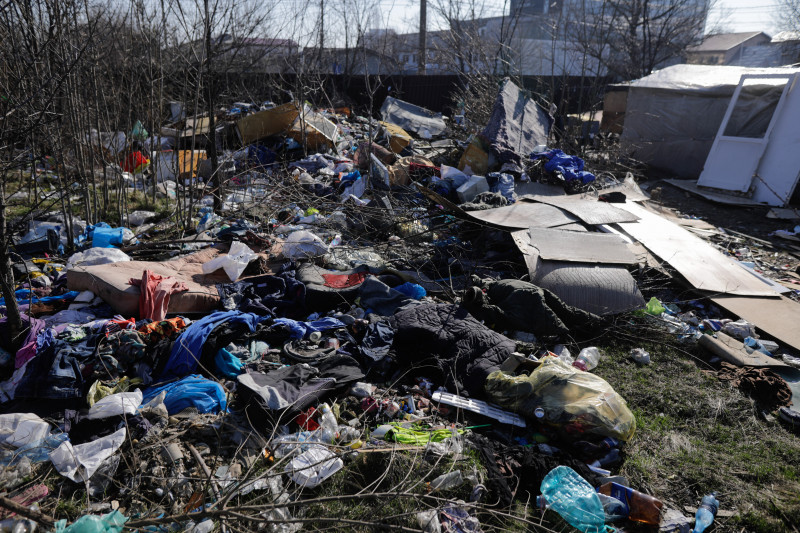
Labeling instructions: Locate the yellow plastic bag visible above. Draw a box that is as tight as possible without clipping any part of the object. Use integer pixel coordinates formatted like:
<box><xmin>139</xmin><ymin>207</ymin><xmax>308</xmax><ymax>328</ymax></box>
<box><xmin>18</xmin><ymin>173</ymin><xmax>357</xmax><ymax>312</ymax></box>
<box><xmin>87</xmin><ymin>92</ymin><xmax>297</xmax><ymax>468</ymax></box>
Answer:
<box><xmin>485</xmin><ymin>356</ymin><xmax>635</xmax><ymax>441</ymax></box>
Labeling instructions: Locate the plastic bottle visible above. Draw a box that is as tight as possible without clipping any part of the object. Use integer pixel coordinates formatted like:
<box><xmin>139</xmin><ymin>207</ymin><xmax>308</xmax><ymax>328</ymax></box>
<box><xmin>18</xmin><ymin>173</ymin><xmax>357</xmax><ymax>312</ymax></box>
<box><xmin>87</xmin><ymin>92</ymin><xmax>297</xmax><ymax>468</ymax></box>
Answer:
<box><xmin>428</xmin><ymin>470</ymin><xmax>464</xmax><ymax>491</ymax></box>
<box><xmin>597</xmin><ymin>482</ymin><xmax>663</xmax><ymax>525</ymax></box>
<box><xmin>539</xmin><ymin>466</ymin><xmax>605</xmax><ymax>532</ymax></box>
<box><xmin>692</xmin><ymin>492</ymin><xmax>719</xmax><ymax>533</ymax></box>
<box><xmin>590</xmin><ymin>448</ymin><xmax>621</xmax><ymax>468</ymax></box>
<box><xmin>573</xmin><ymin>347</ymin><xmax>601</xmax><ymax>371</ymax></box>
<box><xmin>573</xmin><ymin>437</ymin><xmax>620</xmax><ymax>459</ymax></box>
<box><xmin>317</xmin><ymin>403</ymin><xmax>339</xmax><ymax>443</ymax></box>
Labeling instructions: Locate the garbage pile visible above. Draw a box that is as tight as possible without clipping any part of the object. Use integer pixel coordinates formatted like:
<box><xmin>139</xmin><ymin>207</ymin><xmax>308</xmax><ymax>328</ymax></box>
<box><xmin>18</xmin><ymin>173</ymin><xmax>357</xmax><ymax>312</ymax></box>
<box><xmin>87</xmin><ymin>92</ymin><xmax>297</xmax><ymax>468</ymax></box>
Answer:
<box><xmin>2</xmin><ymin>77</ymin><xmax>796</xmax><ymax>533</ymax></box>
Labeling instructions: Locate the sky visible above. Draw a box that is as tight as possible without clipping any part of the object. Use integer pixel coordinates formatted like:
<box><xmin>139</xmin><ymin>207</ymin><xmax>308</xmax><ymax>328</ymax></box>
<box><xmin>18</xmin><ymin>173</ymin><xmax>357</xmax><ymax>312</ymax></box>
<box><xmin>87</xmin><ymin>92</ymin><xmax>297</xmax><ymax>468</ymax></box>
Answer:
<box><xmin>372</xmin><ymin>0</ymin><xmax>785</xmax><ymax>37</ymax></box>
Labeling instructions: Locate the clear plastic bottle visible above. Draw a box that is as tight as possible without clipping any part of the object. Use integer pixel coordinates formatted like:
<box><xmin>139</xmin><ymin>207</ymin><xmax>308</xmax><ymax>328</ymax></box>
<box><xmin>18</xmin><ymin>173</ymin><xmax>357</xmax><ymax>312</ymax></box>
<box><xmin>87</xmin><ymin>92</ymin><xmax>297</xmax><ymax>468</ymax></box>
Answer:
<box><xmin>692</xmin><ymin>492</ymin><xmax>719</xmax><ymax>533</ymax></box>
<box><xmin>428</xmin><ymin>470</ymin><xmax>464</xmax><ymax>491</ymax></box>
<box><xmin>573</xmin><ymin>347</ymin><xmax>601</xmax><ymax>371</ymax></box>
<box><xmin>317</xmin><ymin>403</ymin><xmax>339</xmax><ymax>443</ymax></box>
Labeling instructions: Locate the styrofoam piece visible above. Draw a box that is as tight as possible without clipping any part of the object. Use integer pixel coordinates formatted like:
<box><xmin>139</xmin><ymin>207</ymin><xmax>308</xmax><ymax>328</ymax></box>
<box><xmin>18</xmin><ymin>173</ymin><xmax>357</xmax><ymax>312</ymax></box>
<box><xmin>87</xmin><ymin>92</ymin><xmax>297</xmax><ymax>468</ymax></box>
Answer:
<box><xmin>432</xmin><ymin>391</ymin><xmax>526</xmax><ymax>428</ymax></box>
<box><xmin>456</xmin><ymin>175</ymin><xmax>489</xmax><ymax>203</ymax></box>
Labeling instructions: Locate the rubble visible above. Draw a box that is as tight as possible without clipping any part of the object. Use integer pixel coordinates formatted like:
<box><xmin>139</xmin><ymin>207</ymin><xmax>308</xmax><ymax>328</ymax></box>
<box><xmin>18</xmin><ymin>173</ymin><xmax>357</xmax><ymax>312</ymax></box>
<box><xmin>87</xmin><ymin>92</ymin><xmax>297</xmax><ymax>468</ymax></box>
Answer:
<box><xmin>0</xmin><ymin>82</ymin><xmax>799</xmax><ymax>533</ymax></box>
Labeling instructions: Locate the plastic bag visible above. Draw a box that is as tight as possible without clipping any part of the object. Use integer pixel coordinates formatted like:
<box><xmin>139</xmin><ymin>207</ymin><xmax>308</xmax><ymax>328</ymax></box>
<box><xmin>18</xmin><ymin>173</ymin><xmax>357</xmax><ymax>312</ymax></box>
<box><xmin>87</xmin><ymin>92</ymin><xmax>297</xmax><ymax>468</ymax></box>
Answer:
<box><xmin>50</xmin><ymin>428</ymin><xmax>126</xmax><ymax>483</ymax></box>
<box><xmin>87</xmin><ymin>390</ymin><xmax>142</xmax><ymax>420</ymax></box>
<box><xmin>66</xmin><ymin>248</ymin><xmax>131</xmax><ymax>270</ymax></box>
<box><xmin>55</xmin><ymin>510</ymin><xmax>128</xmax><ymax>533</ymax></box>
<box><xmin>0</xmin><ymin>413</ymin><xmax>51</xmax><ymax>447</ymax></box>
<box><xmin>201</xmin><ymin>241</ymin><xmax>256</xmax><ymax>281</ymax></box>
<box><xmin>485</xmin><ymin>356</ymin><xmax>636</xmax><ymax>441</ymax></box>
<box><xmin>282</xmin><ymin>230</ymin><xmax>329</xmax><ymax>260</ymax></box>
<box><xmin>127</xmin><ymin>210</ymin><xmax>155</xmax><ymax>227</ymax></box>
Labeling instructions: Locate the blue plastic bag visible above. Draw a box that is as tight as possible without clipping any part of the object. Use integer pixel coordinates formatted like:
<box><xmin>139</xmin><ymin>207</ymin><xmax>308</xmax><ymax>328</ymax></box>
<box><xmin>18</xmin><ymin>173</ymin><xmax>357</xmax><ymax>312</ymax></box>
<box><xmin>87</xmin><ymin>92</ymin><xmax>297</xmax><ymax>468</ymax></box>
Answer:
<box><xmin>141</xmin><ymin>375</ymin><xmax>227</xmax><ymax>414</ymax></box>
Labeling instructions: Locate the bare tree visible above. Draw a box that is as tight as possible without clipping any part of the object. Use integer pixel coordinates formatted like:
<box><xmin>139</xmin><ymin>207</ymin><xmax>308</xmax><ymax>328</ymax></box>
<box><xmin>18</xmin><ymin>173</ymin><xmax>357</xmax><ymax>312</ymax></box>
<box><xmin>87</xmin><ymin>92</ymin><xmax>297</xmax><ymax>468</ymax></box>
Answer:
<box><xmin>567</xmin><ymin>0</ymin><xmax>710</xmax><ymax>80</ymax></box>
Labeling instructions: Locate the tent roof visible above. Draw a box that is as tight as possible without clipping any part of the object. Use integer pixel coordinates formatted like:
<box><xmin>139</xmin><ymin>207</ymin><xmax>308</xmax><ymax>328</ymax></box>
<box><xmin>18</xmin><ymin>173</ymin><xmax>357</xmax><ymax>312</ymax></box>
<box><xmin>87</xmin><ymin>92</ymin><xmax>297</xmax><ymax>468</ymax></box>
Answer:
<box><xmin>622</xmin><ymin>64</ymin><xmax>800</xmax><ymax>93</ymax></box>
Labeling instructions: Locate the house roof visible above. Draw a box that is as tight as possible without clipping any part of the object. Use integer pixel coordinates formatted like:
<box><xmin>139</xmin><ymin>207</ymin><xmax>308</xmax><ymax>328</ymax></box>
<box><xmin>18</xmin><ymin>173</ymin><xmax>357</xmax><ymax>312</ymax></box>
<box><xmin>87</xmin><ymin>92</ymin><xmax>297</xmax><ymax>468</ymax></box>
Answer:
<box><xmin>687</xmin><ymin>32</ymin><xmax>768</xmax><ymax>53</ymax></box>
<box><xmin>623</xmin><ymin>64</ymin><xmax>800</xmax><ymax>93</ymax></box>
<box><xmin>772</xmin><ymin>31</ymin><xmax>800</xmax><ymax>43</ymax></box>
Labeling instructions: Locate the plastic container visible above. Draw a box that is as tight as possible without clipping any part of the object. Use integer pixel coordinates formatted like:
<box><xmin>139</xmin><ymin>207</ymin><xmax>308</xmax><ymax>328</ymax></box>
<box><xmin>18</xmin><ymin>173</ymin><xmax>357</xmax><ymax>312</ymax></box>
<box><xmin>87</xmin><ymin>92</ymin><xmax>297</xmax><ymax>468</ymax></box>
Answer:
<box><xmin>597</xmin><ymin>482</ymin><xmax>663</xmax><ymax>525</ymax></box>
<box><xmin>573</xmin><ymin>347</ymin><xmax>601</xmax><ymax>371</ymax></box>
<box><xmin>539</xmin><ymin>466</ymin><xmax>605</xmax><ymax>532</ymax></box>
<box><xmin>317</xmin><ymin>403</ymin><xmax>339</xmax><ymax>443</ymax></box>
<box><xmin>692</xmin><ymin>492</ymin><xmax>719</xmax><ymax>533</ymax></box>
<box><xmin>597</xmin><ymin>493</ymin><xmax>628</xmax><ymax>522</ymax></box>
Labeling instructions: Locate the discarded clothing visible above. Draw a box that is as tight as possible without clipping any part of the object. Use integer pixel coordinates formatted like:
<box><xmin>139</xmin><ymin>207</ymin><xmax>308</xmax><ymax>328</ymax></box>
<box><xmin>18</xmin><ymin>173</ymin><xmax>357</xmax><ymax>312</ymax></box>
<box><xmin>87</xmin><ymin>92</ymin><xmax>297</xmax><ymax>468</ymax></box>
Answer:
<box><xmin>359</xmin><ymin>277</ymin><xmax>416</xmax><ymax>316</ymax></box>
<box><xmin>140</xmin><ymin>374</ymin><xmax>227</xmax><ymax>415</ymax></box>
<box><xmin>137</xmin><ymin>317</ymin><xmax>187</xmax><ymax>344</ymax></box>
<box><xmin>389</xmin><ymin>304</ymin><xmax>515</xmax><ymax>396</ymax></box>
<box><xmin>0</xmin><ymin>313</ymin><xmax>46</xmax><ymax>369</ymax></box>
<box><xmin>714</xmin><ymin>362</ymin><xmax>793</xmax><ymax>410</ymax></box>
<box><xmin>462</xmin><ymin>277</ymin><xmax>604</xmax><ymax>339</ymax></box>
<box><xmin>217</xmin><ymin>270</ymin><xmax>306</xmax><ymax>318</ymax></box>
<box><xmin>237</xmin><ymin>354</ymin><xmax>363</xmax><ymax>427</ymax></box>
<box><xmin>536</xmin><ymin>149</ymin><xmax>595</xmax><ymax>184</ymax></box>
<box><xmin>159</xmin><ymin>311</ymin><xmax>265</xmax><ymax>380</ymax></box>
<box><xmin>272</xmin><ymin>317</ymin><xmax>346</xmax><ymax>340</ymax></box>
<box><xmin>129</xmin><ymin>270</ymin><xmax>188</xmax><ymax>321</ymax></box>
<box><xmin>360</xmin><ymin>320</ymin><xmax>395</xmax><ymax>361</ymax></box>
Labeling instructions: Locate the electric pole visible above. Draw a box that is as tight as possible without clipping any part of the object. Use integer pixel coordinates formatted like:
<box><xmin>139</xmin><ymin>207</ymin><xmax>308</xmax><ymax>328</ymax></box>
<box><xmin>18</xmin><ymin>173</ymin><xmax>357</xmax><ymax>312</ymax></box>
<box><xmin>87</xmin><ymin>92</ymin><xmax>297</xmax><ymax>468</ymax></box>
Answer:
<box><xmin>418</xmin><ymin>0</ymin><xmax>427</xmax><ymax>74</ymax></box>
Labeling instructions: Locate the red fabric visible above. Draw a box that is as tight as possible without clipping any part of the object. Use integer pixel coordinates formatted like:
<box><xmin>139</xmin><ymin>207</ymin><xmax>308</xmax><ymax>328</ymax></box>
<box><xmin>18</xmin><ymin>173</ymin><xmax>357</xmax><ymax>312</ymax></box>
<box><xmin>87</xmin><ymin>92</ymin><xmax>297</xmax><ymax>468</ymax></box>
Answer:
<box><xmin>322</xmin><ymin>272</ymin><xmax>368</xmax><ymax>289</ymax></box>
<box><xmin>121</xmin><ymin>151</ymin><xmax>149</xmax><ymax>173</ymax></box>
<box><xmin>129</xmin><ymin>270</ymin><xmax>189</xmax><ymax>321</ymax></box>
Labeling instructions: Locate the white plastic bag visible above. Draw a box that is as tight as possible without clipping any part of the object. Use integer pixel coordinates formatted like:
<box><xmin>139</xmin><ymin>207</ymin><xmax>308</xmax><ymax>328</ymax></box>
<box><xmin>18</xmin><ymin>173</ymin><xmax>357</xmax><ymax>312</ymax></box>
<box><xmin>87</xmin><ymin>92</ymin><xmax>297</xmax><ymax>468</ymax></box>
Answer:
<box><xmin>0</xmin><ymin>413</ymin><xmax>51</xmax><ymax>447</ymax></box>
<box><xmin>285</xmin><ymin>444</ymin><xmax>343</xmax><ymax>488</ymax></box>
<box><xmin>66</xmin><ymin>248</ymin><xmax>131</xmax><ymax>270</ymax></box>
<box><xmin>87</xmin><ymin>390</ymin><xmax>143</xmax><ymax>420</ymax></box>
<box><xmin>50</xmin><ymin>427</ymin><xmax>126</xmax><ymax>482</ymax></box>
<box><xmin>282</xmin><ymin>231</ymin><xmax>329</xmax><ymax>260</ymax></box>
<box><xmin>201</xmin><ymin>241</ymin><xmax>257</xmax><ymax>281</ymax></box>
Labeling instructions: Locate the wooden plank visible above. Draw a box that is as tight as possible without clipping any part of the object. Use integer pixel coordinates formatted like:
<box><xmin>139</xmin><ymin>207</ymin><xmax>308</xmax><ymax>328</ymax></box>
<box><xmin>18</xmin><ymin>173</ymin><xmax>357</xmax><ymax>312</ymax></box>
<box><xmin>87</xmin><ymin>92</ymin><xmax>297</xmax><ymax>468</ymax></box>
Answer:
<box><xmin>527</xmin><ymin>195</ymin><xmax>640</xmax><ymax>225</ymax></box>
<box><xmin>616</xmin><ymin>202</ymin><xmax>780</xmax><ymax>296</ymax></box>
<box><xmin>698</xmin><ymin>331</ymin><xmax>788</xmax><ymax>368</ymax></box>
<box><xmin>527</xmin><ymin>227</ymin><xmax>637</xmax><ymax>264</ymax></box>
<box><xmin>712</xmin><ymin>295</ymin><xmax>800</xmax><ymax>352</ymax></box>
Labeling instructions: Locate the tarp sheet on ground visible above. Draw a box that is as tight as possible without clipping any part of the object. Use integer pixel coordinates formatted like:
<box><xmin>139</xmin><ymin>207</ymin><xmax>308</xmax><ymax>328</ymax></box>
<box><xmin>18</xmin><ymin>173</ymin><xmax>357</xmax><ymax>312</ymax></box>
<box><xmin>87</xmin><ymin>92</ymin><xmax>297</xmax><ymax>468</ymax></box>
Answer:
<box><xmin>380</xmin><ymin>97</ymin><xmax>446</xmax><ymax>139</ymax></box>
<box><xmin>480</xmin><ymin>78</ymin><xmax>552</xmax><ymax>165</ymax></box>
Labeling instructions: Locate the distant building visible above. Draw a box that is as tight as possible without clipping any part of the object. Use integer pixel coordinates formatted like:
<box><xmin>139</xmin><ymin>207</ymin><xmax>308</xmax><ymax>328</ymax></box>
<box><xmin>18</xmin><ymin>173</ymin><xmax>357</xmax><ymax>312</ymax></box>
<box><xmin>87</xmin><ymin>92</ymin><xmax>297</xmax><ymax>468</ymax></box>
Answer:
<box><xmin>299</xmin><ymin>47</ymin><xmax>397</xmax><ymax>75</ymax></box>
<box><xmin>685</xmin><ymin>32</ymin><xmax>771</xmax><ymax>65</ymax></box>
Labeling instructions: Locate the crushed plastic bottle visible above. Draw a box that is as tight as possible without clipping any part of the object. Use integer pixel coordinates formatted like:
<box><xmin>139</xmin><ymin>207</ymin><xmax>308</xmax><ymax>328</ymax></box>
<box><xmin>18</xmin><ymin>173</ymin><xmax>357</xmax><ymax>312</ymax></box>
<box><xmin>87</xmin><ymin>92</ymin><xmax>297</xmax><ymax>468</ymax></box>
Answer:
<box><xmin>538</xmin><ymin>466</ymin><xmax>605</xmax><ymax>532</ymax></box>
<box><xmin>317</xmin><ymin>403</ymin><xmax>339</xmax><ymax>443</ymax></box>
<box><xmin>597</xmin><ymin>482</ymin><xmax>663</xmax><ymax>525</ymax></box>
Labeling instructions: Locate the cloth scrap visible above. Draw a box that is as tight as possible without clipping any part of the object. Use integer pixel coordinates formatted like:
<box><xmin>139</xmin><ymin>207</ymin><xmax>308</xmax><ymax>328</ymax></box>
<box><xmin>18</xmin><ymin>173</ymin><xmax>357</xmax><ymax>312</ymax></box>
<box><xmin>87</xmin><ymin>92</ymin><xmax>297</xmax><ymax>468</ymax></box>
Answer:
<box><xmin>129</xmin><ymin>270</ymin><xmax>189</xmax><ymax>322</ymax></box>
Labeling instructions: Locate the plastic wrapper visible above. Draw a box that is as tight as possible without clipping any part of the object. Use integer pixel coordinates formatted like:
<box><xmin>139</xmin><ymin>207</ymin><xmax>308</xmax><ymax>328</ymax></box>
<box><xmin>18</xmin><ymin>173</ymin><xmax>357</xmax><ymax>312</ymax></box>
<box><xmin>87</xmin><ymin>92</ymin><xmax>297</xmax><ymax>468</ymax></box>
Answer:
<box><xmin>484</xmin><ymin>356</ymin><xmax>636</xmax><ymax>441</ymax></box>
<box><xmin>54</xmin><ymin>510</ymin><xmax>128</xmax><ymax>533</ymax></box>
<box><xmin>282</xmin><ymin>230</ymin><xmax>329</xmax><ymax>260</ymax></box>
<box><xmin>66</xmin><ymin>248</ymin><xmax>131</xmax><ymax>270</ymax></box>
<box><xmin>201</xmin><ymin>241</ymin><xmax>256</xmax><ymax>281</ymax></box>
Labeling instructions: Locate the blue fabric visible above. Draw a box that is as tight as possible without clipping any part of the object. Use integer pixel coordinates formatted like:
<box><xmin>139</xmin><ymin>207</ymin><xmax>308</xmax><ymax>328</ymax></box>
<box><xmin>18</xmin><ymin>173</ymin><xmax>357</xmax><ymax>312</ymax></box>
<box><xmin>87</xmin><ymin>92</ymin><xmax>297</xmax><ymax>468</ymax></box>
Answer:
<box><xmin>538</xmin><ymin>149</ymin><xmax>596</xmax><ymax>184</ymax></box>
<box><xmin>215</xmin><ymin>348</ymin><xmax>244</xmax><ymax>378</ymax></box>
<box><xmin>487</xmin><ymin>172</ymin><xmax>516</xmax><ymax>203</ymax></box>
<box><xmin>273</xmin><ymin>317</ymin><xmax>346</xmax><ymax>340</ymax></box>
<box><xmin>140</xmin><ymin>374</ymin><xmax>227</xmax><ymax>414</ymax></box>
<box><xmin>394</xmin><ymin>282</ymin><xmax>426</xmax><ymax>300</ymax></box>
<box><xmin>0</xmin><ymin>290</ymin><xmax>78</xmax><ymax>307</ymax></box>
<box><xmin>159</xmin><ymin>311</ymin><xmax>265</xmax><ymax>380</ymax></box>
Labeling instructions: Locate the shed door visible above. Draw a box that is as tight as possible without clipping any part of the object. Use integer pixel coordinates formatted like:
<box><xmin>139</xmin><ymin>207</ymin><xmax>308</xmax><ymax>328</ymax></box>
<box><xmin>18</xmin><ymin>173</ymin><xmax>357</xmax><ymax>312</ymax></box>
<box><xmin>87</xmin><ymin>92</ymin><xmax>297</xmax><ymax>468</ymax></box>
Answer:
<box><xmin>697</xmin><ymin>74</ymin><xmax>793</xmax><ymax>194</ymax></box>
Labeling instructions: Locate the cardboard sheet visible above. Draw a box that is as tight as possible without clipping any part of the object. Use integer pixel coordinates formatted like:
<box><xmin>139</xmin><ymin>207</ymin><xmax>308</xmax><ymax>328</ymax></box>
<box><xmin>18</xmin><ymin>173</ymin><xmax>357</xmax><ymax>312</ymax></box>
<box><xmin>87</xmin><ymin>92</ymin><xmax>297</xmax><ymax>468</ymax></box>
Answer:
<box><xmin>526</xmin><ymin>195</ymin><xmax>640</xmax><ymax>225</ymax></box>
<box><xmin>528</xmin><ymin>227</ymin><xmax>637</xmax><ymax>264</ymax></box>
<box><xmin>712</xmin><ymin>295</ymin><xmax>800</xmax><ymax>352</ymax></box>
<box><xmin>467</xmin><ymin>201</ymin><xmax>578</xmax><ymax>230</ymax></box>
<box><xmin>617</xmin><ymin>202</ymin><xmax>780</xmax><ymax>296</ymax></box>
<box><xmin>698</xmin><ymin>331</ymin><xmax>787</xmax><ymax>368</ymax></box>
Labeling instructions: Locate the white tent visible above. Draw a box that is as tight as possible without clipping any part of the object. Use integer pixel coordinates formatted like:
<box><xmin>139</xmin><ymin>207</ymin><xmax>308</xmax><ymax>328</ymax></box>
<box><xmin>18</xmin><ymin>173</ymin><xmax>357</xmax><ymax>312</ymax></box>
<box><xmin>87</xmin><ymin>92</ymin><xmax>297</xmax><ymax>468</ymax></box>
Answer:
<box><xmin>618</xmin><ymin>64</ymin><xmax>800</xmax><ymax>180</ymax></box>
